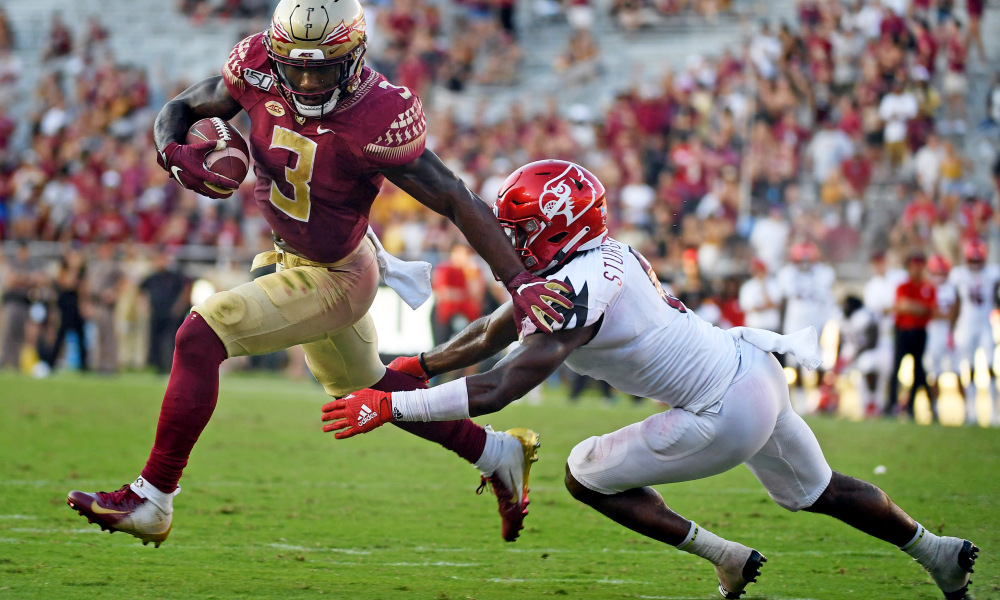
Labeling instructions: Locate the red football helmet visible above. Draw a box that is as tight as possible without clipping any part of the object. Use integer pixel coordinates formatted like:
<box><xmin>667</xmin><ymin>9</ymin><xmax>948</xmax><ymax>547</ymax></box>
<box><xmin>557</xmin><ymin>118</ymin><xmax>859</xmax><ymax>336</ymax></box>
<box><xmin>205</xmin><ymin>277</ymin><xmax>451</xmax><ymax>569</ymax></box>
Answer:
<box><xmin>789</xmin><ymin>241</ymin><xmax>819</xmax><ymax>264</ymax></box>
<box><xmin>927</xmin><ymin>254</ymin><xmax>951</xmax><ymax>277</ymax></box>
<box><xmin>494</xmin><ymin>160</ymin><xmax>608</xmax><ymax>273</ymax></box>
<box><xmin>964</xmin><ymin>238</ymin><xmax>987</xmax><ymax>265</ymax></box>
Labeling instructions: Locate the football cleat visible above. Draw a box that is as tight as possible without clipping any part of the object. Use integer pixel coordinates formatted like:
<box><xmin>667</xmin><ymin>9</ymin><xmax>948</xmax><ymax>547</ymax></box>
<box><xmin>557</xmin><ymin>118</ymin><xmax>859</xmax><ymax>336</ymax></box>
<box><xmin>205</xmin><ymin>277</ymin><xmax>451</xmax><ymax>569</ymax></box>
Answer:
<box><xmin>922</xmin><ymin>538</ymin><xmax>978</xmax><ymax>600</ymax></box>
<box><xmin>715</xmin><ymin>544</ymin><xmax>766</xmax><ymax>599</ymax></box>
<box><xmin>67</xmin><ymin>484</ymin><xmax>173</xmax><ymax>547</ymax></box>
<box><xmin>476</xmin><ymin>427</ymin><xmax>540</xmax><ymax>542</ymax></box>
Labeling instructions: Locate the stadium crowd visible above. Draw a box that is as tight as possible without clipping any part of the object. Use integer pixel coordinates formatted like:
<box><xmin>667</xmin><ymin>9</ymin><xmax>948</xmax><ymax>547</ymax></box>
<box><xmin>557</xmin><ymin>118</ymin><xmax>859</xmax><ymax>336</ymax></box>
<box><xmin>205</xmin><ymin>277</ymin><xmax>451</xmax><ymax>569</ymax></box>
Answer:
<box><xmin>0</xmin><ymin>0</ymin><xmax>998</xmax><ymax>423</ymax></box>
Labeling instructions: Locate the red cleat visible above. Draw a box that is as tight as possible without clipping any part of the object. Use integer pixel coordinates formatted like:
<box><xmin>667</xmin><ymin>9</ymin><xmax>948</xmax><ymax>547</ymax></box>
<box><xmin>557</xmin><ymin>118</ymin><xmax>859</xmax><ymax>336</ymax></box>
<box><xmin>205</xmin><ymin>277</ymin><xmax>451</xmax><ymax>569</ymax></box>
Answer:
<box><xmin>67</xmin><ymin>483</ymin><xmax>173</xmax><ymax>547</ymax></box>
<box><xmin>477</xmin><ymin>428</ymin><xmax>540</xmax><ymax>542</ymax></box>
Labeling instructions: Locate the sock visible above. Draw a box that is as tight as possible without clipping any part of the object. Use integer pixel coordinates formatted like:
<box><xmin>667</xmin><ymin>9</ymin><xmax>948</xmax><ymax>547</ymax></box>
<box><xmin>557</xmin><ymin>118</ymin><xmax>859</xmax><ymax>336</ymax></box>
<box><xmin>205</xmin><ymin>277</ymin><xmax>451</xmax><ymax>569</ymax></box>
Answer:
<box><xmin>676</xmin><ymin>521</ymin><xmax>729</xmax><ymax>564</ymax></box>
<box><xmin>472</xmin><ymin>426</ymin><xmax>504</xmax><ymax>475</ymax></box>
<box><xmin>140</xmin><ymin>313</ymin><xmax>228</xmax><ymax>493</ymax></box>
<box><xmin>130</xmin><ymin>475</ymin><xmax>177</xmax><ymax>511</ymax></box>
<box><xmin>901</xmin><ymin>523</ymin><xmax>943</xmax><ymax>568</ymax></box>
<box><xmin>373</xmin><ymin>368</ymin><xmax>487</xmax><ymax>464</ymax></box>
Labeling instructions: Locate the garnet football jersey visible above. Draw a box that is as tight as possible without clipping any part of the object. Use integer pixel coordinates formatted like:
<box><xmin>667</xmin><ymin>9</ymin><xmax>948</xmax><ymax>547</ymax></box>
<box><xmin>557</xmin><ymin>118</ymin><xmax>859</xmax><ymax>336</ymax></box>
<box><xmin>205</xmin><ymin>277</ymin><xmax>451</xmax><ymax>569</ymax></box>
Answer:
<box><xmin>522</xmin><ymin>237</ymin><xmax>740</xmax><ymax>412</ymax></box>
<box><xmin>222</xmin><ymin>33</ymin><xmax>427</xmax><ymax>263</ymax></box>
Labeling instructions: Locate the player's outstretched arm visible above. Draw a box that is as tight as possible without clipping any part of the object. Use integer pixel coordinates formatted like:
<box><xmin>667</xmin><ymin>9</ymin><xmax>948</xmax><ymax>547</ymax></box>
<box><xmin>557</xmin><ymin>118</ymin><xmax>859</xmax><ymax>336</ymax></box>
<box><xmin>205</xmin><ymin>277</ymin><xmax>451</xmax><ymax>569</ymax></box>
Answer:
<box><xmin>322</xmin><ymin>323</ymin><xmax>594</xmax><ymax>438</ymax></box>
<box><xmin>382</xmin><ymin>149</ymin><xmax>572</xmax><ymax>334</ymax></box>
<box><xmin>153</xmin><ymin>76</ymin><xmax>244</xmax><ymax>199</ymax></box>
<box><xmin>422</xmin><ymin>302</ymin><xmax>519</xmax><ymax>377</ymax></box>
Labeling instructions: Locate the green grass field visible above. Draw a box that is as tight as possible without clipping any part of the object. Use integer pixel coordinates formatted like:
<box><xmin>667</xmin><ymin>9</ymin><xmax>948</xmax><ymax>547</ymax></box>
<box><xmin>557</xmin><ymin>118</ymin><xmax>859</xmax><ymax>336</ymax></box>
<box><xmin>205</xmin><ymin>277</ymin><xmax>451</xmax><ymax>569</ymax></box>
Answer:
<box><xmin>1</xmin><ymin>371</ymin><xmax>997</xmax><ymax>600</ymax></box>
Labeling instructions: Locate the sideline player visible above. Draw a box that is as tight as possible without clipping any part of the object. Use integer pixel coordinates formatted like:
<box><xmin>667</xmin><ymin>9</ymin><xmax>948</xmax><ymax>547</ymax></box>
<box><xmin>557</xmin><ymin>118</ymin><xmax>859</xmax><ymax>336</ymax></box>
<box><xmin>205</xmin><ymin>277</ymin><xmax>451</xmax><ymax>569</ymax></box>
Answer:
<box><xmin>924</xmin><ymin>254</ymin><xmax>962</xmax><ymax>416</ymax></box>
<box><xmin>950</xmin><ymin>238</ymin><xmax>1000</xmax><ymax>425</ymax></box>
<box><xmin>836</xmin><ymin>295</ymin><xmax>881</xmax><ymax>415</ymax></box>
<box><xmin>323</xmin><ymin>160</ymin><xmax>979</xmax><ymax>600</ymax></box>
<box><xmin>776</xmin><ymin>241</ymin><xmax>835</xmax><ymax>410</ymax></box>
<box><xmin>66</xmin><ymin>0</ymin><xmax>572</xmax><ymax>546</ymax></box>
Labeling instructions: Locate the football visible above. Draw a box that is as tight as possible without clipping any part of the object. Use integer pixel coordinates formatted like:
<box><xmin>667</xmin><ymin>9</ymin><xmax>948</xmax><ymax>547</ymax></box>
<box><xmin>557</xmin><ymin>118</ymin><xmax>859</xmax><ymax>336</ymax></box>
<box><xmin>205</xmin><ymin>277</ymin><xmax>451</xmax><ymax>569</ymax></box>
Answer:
<box><xmin>186</xmin><ymin>117</ymin><xmax>251</xmax><ymax>189</ymax></box>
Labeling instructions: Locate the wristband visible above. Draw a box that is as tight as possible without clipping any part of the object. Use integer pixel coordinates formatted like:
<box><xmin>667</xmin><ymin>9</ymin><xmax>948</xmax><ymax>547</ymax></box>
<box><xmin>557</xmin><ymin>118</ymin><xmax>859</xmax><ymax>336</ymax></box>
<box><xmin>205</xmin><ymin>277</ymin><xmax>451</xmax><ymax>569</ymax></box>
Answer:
<box><xmin>417</xmin><ymin>353</ymin><xmax>434</xmax><ymax>378</ymax></box>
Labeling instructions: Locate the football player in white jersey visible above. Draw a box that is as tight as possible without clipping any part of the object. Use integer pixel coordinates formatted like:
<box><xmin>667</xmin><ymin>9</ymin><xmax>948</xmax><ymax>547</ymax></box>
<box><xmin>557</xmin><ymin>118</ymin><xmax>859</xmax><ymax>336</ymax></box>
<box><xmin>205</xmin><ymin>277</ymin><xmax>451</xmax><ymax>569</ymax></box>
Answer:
<box><xmin>949</xmin><ymin>238</ymin><xmax>1000</xmax><ymax>425</ymax></box>
<box><xmin>320</xmin><ymin>161</ymin><xmax>979</xmax><ymax>600</ymax></box>
<box><xmin>777</xmin><ymin>242</ymin><xmax>836</xmax><ymax>409</ymax></box>
<box><xmin>863</xmin><ymin>252</ymin><xmax>908</xmax><ymax>414</ymax></box>
<box><xmin>837</xmin><ymin>295</ymin><xmax>882</xmax><ymax>415</ymax></box>
<box><xmin>924</xmin><ymin>254</ymin><xmax>962</xmax><ymax>418</ymax></box>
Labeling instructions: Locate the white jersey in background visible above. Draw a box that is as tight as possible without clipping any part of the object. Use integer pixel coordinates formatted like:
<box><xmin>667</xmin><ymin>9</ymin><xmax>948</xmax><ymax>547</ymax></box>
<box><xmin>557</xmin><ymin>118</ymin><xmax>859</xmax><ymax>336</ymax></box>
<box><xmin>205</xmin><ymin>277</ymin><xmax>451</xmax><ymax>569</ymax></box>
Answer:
<box><xmin>739</xmin><ymin>277</ymin><xmax>782</xmax><ymax>331</ymax></box>
<box><xmin>524</xmin><ymin>237</ymin><xmax>740</xmax><ymax>413</ymax></box>
<box><xmin>949</xmin><ymin>265</ymin><xmax>1000</xmax><ymax>363</ymax></box>
<box><xmin>777</xmin><ymin>262</ymin><xmax>836</xmax><ymax>336</ymax></box>
<box><xmin>925</xmin><ymin>282</ymin><xmax>958</xmax><ymax>376</ymax></box>
<box><xmin>864</xmin><ymin>269</ymin><xmax>909</xmax><ymax>338</ymax></box>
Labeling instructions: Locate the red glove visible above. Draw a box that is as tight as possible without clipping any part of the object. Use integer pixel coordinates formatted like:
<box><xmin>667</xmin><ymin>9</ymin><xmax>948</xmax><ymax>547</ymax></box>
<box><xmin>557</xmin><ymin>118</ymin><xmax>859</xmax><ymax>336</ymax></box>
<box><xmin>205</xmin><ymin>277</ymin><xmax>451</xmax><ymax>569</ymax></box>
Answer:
<box><xmin>507</xmin><ymin>271</ymin><xmax>573</xmax><ymax>335</ymax></box>
<box><xmin>321</xmin><ymin>389</ymin><xmax>396</xmax><ymax>439</ymax></box>
<box><xmin>387</xmin><ymin>354</ymin><xmax>431</xmax><ymax>383</ymax></box>
<box><xmin>157</xmin><ymin>140</ymin><xmax>239</xmax><ymax>199</ymax></box>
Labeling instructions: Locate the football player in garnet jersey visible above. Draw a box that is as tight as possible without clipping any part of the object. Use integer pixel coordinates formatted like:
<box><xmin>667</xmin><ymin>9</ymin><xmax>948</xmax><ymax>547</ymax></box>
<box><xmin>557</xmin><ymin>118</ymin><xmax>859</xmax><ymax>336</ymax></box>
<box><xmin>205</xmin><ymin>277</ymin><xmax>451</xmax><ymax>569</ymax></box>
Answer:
<box><xmin>66</xmin><ymin>0</ymin><xmax>573</xmax><ymax>546</ymax></box>
<box><xmin>324</xmin><ymin>160</ymin><xmax>980</xmax><ymax>600</ymax></box>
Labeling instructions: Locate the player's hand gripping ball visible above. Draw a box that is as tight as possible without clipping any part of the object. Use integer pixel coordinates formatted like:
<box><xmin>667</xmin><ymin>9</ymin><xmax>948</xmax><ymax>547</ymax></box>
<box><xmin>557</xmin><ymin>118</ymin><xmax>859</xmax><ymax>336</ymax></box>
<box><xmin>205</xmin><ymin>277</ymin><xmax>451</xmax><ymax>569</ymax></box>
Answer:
<box><xmin>186</xmin><ymin>117</ymin><xmax>251</xmax><ymax>190</ymax></box>
<box><xmin>157</xmin><ymin>117</ymin><xmax>250</xmax><ymax>199</ymax></box>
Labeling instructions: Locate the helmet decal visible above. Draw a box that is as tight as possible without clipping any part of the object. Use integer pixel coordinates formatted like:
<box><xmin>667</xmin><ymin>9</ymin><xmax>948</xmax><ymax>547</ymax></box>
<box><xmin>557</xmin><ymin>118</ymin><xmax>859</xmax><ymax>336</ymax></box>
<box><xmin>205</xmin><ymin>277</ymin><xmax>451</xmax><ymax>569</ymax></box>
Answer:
<box><xmin>323</xmin><ymin>18</ymin><xmax>366</xmax><ymax>46</ymax></box>
<box><xmin>289</xmin><ymin>5</ymin><xmax>329</xmax><ymax>41</ymax></box>
<box><xmin>271</xmin><ymin>17</ymin><xmax>294</xmax><ymax>44</ymax></box>
<box><xmin>540</xmin><ymin>164</ymin><xmax>597</xmax><ymax>227</ymax></box>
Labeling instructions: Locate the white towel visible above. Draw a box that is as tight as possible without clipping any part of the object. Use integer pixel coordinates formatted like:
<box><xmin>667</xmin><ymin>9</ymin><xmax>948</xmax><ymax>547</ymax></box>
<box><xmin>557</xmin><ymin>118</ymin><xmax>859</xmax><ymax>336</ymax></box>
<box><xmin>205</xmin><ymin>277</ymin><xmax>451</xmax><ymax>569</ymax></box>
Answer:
<box><xmin>728</xmin><ymin>326</ymin><xmax>823</xmax><ymax>371</ymax></box>
<box><xmin>366</xmin><ymin>227</ymin><xmax>433</xmax><ymax>310</ymax></box>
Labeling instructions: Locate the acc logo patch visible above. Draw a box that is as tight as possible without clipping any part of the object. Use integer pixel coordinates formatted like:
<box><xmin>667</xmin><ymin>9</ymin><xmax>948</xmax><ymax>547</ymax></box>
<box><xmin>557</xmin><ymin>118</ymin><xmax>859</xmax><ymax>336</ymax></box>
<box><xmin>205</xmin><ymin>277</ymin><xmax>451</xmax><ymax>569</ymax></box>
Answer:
<box><xmin>243</xmin><ymin>68</ymin><xmax>274</xmax><ymax>92</ymax></box>
<box><xmin>265</xmin><ymin>101</ymin><xmax>286</xmax><ymax>117</ymax></box>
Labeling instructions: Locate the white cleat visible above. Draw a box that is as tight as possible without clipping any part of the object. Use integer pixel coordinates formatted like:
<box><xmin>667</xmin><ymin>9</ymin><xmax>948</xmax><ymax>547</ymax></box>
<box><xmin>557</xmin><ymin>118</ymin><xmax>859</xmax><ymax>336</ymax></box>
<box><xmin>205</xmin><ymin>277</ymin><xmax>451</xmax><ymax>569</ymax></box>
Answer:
<box><xmin>714</xmin><ymin>542</ymin><xmax>766</xmax><ymax>599</ymax></box>
<box><xmin>920</xmin><ymin>537</ymin><xmax>978</xmax><ymax>600</ymax></box>
<box><xmin>477</xmin><ymin>427</ymin><xmax>539</xmax><ymax>542</ymax></box>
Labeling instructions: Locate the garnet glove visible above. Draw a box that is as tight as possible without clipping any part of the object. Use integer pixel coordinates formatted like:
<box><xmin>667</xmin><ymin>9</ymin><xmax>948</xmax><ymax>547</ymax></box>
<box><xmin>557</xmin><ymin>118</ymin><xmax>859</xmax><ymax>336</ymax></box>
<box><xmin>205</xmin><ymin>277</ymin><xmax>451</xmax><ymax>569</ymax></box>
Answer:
<box><xmin>157</xmin><ymin>140</ymin><xmax>239</xmax><ymax>199</ymax></box>
<box><xmin>321</xmin><ymin>389</ymin><xmax>396</xmax><ymax>439</ymax></box>
<box><xmin>507</xmin><ymin>271</ymin><xmax>573</xmax><ymax>335</ymax></box>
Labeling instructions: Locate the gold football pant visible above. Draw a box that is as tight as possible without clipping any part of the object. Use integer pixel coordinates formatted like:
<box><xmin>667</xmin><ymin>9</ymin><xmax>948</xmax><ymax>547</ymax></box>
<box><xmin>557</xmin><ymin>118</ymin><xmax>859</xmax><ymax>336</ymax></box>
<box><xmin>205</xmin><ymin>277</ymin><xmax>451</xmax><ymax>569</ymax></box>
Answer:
<box><xmin>192</xmin><ymin>238</ymin><xmax>386</xmax><ymax>397</ymax></box>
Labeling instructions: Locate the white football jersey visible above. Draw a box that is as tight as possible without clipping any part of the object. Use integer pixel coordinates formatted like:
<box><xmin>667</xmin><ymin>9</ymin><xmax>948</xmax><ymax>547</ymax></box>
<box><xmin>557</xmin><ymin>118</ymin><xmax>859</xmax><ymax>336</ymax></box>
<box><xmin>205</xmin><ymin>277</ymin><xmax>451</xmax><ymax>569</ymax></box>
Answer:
<box><xmin>776</xmin><ymin>262</ymin><xmax>836</xmax><ymax>332</ymax></box>
<box><xmin>949</xmin><ymin>265</ymin><xmax>1000</xmax><ymax>326</ymax></box>
<box><xmin>738</xmin><ymin>277</ymin><xmax>782</xmax><ymax>331</ymax></box>
<box><xmin>927</xmin><ymin>281</ymin><xmax>957</xmax><ymax>339</ymax></box>
<box><xmin>524</xmin><ymin>237</ymin><xmax>739</xmax><ymax>412</ymax></box>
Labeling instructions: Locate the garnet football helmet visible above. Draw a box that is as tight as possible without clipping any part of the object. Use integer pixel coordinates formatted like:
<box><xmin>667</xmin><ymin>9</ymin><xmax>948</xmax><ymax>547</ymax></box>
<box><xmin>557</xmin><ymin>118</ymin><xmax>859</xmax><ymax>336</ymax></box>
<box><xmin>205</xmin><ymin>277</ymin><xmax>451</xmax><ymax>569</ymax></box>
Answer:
<box><xmin>494</xmin><ymin>160</ymin><xmax>607</xmax><ymax>273</ymax></box>
<box><xmin>267</xmin><ymin>0</ymin><xmax>367</xmax><ymax>118</ymax></box>
<box><xmin>964</xmin><ymin>238</ymin><xmax>987</xmax><ymax>266</ymax></box>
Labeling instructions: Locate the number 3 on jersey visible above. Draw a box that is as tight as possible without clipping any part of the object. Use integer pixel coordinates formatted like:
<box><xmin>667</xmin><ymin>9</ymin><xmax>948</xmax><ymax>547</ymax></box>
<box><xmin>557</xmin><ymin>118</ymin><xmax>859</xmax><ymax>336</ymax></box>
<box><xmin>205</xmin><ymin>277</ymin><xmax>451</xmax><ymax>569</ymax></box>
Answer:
<box><xmin>268</xmin><ymin>126</ymin><xmax>316</xmax><ymax>222</ymax></box>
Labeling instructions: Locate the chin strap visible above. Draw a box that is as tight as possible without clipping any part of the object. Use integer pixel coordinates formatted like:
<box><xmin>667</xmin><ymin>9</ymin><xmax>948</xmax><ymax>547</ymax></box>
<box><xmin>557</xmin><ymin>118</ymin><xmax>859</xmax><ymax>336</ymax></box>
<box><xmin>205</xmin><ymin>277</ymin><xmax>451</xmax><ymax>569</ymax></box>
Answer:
<box><xmin>293</xmin><ymin>88</ymin><xmax>342</xmax><ymax>118</ymax></box>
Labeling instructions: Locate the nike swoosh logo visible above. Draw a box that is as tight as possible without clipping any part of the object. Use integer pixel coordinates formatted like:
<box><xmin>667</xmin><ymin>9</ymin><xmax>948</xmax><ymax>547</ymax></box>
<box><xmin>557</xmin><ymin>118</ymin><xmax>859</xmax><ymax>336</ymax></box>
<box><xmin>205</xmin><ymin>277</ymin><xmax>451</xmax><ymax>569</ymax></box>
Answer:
<box><xmin>90</xmin><ymin>500</ymin><xmax>129</xmax><ymax>515</ymax></box>
<box><xmin>170</xmin><ymin>166</ymin><xmax>184</xmax><ymax>182</ymax></box>
<box><xmin>316</xmin><ymin>126</ymin><xmax>334</xmax><ymax>135</ymax></box>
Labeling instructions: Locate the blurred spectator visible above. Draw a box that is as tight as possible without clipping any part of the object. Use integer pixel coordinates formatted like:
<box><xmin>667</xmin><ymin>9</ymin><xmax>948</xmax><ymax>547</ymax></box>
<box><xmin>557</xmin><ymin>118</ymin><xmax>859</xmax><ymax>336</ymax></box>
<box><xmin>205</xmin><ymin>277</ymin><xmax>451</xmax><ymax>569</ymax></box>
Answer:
<box><xmin>40</xmin><ymin>246</ymin><xmax>88</xmax><ymax>373</ymax></box>
<box><xmin>0</xmin><ymin>242</ymin><xmax>37</xmax><ymax>369</ymax></box>
<box><xmin>88</xmin><ymin>240</ymin><xmax>126</xmax><ymax>374</ymax></box>
<box><xmin>431</xmin><ymin>242</ymin><xmax>484</xmax><ymax>348</ymax></box>
<box><xmin>140</xmin><ymin>252</ymin><xmax>191</xmax><ymax>374</ymax></box>
<box><xmin>0</xmin><ymin>5</ymin><xmax>13</xmax><ymax>51</ymax></box>
<box><xmin>877</xmin><ymin>77</ymin><xmax>917</xmax><ymax>171</ymax></box>
<box><xmin>42</xmin><ymin>13</ymin><xmax>73</xmax><ymax>63</ymax></box>
<box><xmin>941</xmin><ymin>18</ymin><xmax>969</xmax><ymax>133</ymax></box>
<box><xmin>965</xmin><ymin>0</ymin><xmax>986</xmax><ymax>63</ymax></box>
